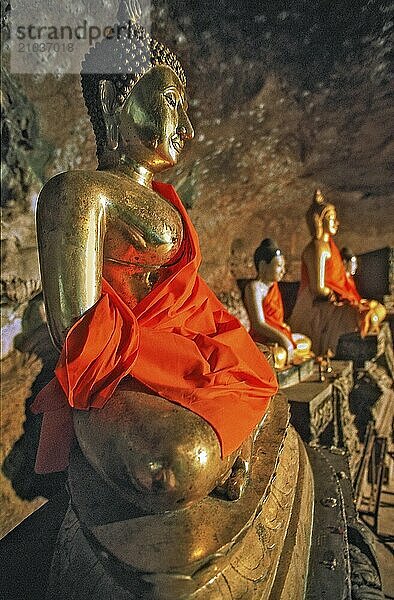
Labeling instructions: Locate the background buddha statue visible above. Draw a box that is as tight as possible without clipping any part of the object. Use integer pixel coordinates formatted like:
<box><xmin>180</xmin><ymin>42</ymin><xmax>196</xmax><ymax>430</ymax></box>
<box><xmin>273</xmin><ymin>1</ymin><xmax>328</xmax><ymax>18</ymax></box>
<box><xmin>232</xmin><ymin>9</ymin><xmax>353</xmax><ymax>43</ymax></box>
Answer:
<box><xmin>244</xmin><ymin>238</ymin><xmax>312</xmax><ymax>367</ymax></box>
<box><xmin>339</xmin><ymin>245</ymin><xmax>387</xmax><ymax>334</ymax></box>
<box><xmin>289</xmin><ymin>189</ymin><xmax>386</xmax><ymax>355</ymax></box>
<box><xmin>32</xmin><ymin>1</ymin><xmax>277</xmax><ymax>514</ymax></box>
<box><xmin>340</xmin><ymin>246</ymin><xmax>358</xmax><ymax>279</ymax></box>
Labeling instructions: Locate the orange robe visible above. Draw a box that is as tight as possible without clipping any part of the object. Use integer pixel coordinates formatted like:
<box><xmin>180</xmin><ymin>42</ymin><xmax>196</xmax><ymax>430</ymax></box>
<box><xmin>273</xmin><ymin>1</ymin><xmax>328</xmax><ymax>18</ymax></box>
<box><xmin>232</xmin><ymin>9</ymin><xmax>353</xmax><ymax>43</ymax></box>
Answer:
<box><xmin>32</xmin><ymin>181</ymin><xmax>277</xmax><ymax>473</ymax></box>
<box><xmin>300</xmin><ymin>237</ymin><xmax>362</xmax><ymax>304</ymax></box>
<box><xmin>291</xmin><ymin>236</ymin><xmax>366</xmax><ymax>354</ymax></box>
<box><xmin>325</xmin><ymin>239</ymin><xmax>362</xmax><ymax>303</ymax></box>
<box><xmin>262</xmin><ymin>282</ymin><xmax>296</xmax><ymax>347</ymax></box>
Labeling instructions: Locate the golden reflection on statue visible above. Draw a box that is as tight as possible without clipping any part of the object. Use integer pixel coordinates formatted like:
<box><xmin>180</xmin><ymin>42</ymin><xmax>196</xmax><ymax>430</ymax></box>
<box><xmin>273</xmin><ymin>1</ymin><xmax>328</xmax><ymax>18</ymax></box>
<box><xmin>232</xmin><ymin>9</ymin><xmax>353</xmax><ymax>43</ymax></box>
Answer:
<box><xmin>244</xmin><ymin>238</ymin><xmax>312</xmax><ymax>368</ymax></box>
<box><xmin>28</xmin><ymin>6</ymin><xmax>323</xmax><ymax>597</ymax></box>
<box><xmin>34</xmin><ymin>0</ymin><xmax>277</xmax><ymax>520</ymax></box>
<box><xmin>39</xmin><ymin>64</ymin><xmax>192</xmax><ymax>349</ymax></box>
<box><xmin>289</xmin><ymin>189</ymin><xmax>386</xmax><ymax>355</ymax></box>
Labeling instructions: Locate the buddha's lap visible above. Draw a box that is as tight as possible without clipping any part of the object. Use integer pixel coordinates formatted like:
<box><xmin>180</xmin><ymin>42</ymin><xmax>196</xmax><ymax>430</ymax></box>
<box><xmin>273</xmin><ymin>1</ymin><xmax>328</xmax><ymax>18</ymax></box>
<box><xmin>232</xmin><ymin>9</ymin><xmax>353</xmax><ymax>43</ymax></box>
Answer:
<box><xmin>72</xmin><ymin>378</ymin><xmax>237</xmax><ymax>512</ymax></box>
<box><xmin>289</xmin><ymin>287</ymin><xmax>360</xmax><ymax>354</ymax></box>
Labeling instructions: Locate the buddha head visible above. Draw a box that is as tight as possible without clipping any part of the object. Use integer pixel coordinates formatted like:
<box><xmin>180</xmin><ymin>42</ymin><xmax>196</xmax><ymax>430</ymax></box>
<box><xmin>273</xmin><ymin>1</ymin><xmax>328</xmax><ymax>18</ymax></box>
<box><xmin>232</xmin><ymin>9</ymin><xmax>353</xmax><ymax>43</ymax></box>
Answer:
<box><xmin>340</xmin><ymin>246</ymin><xmax>358</xmax><ymax>276</ymax></box>
<box><xmin>306</xmin><ymin>189</ymin><xmax>338</xmax><ymax>240</ymax></box>
<box><xmin>81</xmin><ymin>0</ymin><xmax>194</xmax><ymax>171</ymax></box>
<box><xmin>254</xmin><ymin>238</ymin><xmax>285</xmax><ymax>283</ymax></box>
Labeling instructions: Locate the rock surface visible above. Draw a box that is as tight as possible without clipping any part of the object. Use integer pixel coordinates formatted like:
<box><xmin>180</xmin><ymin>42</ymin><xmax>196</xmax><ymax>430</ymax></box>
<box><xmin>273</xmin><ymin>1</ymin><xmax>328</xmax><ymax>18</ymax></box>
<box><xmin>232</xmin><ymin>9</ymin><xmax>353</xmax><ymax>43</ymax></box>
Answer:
<box><xmin>0</xmin><ymin>352</ymin><xmax>45</xmax><ymax>537</ymax></box>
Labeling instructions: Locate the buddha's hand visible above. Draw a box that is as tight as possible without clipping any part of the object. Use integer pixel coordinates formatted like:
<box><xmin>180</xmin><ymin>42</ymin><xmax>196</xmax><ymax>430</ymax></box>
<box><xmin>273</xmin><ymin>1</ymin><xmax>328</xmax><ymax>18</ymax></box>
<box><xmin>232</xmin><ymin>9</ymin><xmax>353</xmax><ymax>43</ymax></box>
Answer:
<box><xmin>214</xmin><ymin>435</ymin><xmax>253</xmax><ymax>501</ymax></box>
<box><xmin>222</xmin><ymin>456</ymin><xmax>250</xmax><ymax>500</ymax></box>
<box><xmin>364</xmin><ymin>301</ymin><xmax>386</xmax><ymax>334</ymax></box>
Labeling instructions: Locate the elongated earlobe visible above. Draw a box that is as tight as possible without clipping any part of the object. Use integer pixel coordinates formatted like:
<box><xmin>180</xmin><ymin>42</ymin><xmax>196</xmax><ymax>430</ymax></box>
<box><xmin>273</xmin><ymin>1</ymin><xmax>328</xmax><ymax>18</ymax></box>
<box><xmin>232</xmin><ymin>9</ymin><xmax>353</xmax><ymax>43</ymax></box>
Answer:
<box><xmin>99</xmin><ymin>80</ymin><xmax>119</xmax><ymax>151</ymax></box>
<box><xmin>313</xmin><ymin>213</ymin><xmax>323</xmax><ymax>240</ymax></box>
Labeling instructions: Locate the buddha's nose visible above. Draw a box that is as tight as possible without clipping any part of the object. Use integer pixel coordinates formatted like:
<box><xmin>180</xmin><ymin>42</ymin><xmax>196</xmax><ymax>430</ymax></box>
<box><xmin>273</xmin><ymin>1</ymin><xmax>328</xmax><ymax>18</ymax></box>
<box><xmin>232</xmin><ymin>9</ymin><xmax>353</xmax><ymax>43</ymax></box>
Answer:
<box><xmin>178</xmin><ymin>111</ymin><xmax>194</xmax><ymax>140</ymax></box>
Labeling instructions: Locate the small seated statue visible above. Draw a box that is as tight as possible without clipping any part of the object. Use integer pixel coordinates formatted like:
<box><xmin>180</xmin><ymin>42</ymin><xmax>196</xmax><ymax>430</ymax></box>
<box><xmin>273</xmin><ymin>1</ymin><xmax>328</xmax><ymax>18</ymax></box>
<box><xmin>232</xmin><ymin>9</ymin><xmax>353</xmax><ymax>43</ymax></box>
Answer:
<box><xmin>289</xmin><ymin>189</ymin><xmax>386</xmax><ymax>355</ymax></box>
<box><xmin>32</xmin><ymin>0</ymin><xmax>277</xmax><ymax>515</ymax></box>
<box><xmin>244</xmin><ymin>238</ymin><xmax>312</xmax><ymax>367</ymax></box>
<box><xmin>340</xmin><ymin>245</ymin><xmax>386</xmax><ymax>334</ymax></box>
<box><xmin>340</xmin><ymin>246</ymin><xmax>358</xmax><ymax>280</ymax></box>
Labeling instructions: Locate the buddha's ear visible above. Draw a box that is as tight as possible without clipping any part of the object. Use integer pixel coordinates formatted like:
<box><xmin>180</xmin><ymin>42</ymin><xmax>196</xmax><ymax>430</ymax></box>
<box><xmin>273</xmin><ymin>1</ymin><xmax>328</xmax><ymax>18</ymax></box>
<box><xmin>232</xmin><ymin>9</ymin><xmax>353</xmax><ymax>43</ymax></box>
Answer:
<box><xmin>99</xmin><ymin>80</ymin><xmax>119</xmax><ymax>151</ymax></box>
<box><xmin>257</xmin><ymin>260</ymin><xmax>266</xmax><ymax>279</ymax></box>
<box><xmin>313</xmin><ymin>212</ymin><xmax>323</xmax><ymax>240</ymax></box>
<box><xmin>99</xmin><ymin>80</ymin><xmax>117</xmax><ymax>116</ymax></box>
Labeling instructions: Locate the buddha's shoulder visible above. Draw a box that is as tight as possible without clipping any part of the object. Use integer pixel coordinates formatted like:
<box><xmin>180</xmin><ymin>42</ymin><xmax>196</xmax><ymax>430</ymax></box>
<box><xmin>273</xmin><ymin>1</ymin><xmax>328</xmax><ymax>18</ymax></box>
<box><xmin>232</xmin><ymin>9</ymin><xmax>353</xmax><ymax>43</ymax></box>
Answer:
<box><xmin>37</xmin><ymin>171</ymin><xmax>178</xmax><ymax>224</ymax></box>
<box><xmin>39</xmin><ymin>169</ymin><xmax>120</xmax><ymax>198</ymax></box>
<box><xmin>245</xmin><ymin>279</ymin><xmax>258</xmax><ymax>291</ymax></box>
<box><xmin>245</xmin><ymin>279</ymin><xmax>269</xmax><ymax>296</ymax></box>
<box><xmin>302</xmin><ymin>239</ymin><xmax>330</xmax><ymax>264</ymax></box>
<box><xmin>303</xmin><ymin>238</ymin><xmax>321</xmax><ymax>254</ymax></box>
<box><xmin>38</xmin><ymin>171</ymin><xmax>126</xmax><ymax>220</ymax></box>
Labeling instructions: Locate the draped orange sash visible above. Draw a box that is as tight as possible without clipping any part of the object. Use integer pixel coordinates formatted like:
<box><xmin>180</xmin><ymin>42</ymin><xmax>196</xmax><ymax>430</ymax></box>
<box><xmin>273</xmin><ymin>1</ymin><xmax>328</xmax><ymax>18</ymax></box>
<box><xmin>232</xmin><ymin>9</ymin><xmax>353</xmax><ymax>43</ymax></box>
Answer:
<box><xmin>263</xmin><ymin>282</ymin><xmax>296</xmax><ymax>347</ymax></box>
<box><xmin>32</xmin><ymin>181</ymin><xmax>277</xmax><ymax>473</ymax></box>
<box><xmin>326</xmin><ymin>239</ymin><xmax>362</xmax><ymax>303</ymax></box>
<box><xmin>301</xmin><ymin>237</ymin><xmax>361</xmax><ymax>304</ymax></box>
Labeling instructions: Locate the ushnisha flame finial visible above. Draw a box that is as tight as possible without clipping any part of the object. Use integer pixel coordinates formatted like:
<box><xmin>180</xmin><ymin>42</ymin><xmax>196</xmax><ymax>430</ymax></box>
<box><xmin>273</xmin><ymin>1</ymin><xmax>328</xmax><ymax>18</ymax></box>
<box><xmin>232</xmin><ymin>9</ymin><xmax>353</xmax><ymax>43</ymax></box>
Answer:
<box><xmin>117</xmin><ymin>0</ymin><xmax>142</xmax><ymax>25</ymax></box>
<box><xmin>313</xmin><ymin>188</ymin><xmax>325</xmax><ymax>204</ymax></box>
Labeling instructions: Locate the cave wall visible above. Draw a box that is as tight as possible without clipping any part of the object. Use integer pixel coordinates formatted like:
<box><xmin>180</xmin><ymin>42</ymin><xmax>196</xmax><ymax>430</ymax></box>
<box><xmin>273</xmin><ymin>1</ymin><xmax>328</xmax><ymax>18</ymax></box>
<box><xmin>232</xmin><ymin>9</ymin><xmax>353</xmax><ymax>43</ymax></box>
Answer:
<box><xmin>2</xmin><ymin>0</ymin><xmax>393</xmax><ymax>322</ymax></box>
<box><xmin>157</xmin><ymin>0</ymin><xmax>394</xmax><ymax>287</ymax></box>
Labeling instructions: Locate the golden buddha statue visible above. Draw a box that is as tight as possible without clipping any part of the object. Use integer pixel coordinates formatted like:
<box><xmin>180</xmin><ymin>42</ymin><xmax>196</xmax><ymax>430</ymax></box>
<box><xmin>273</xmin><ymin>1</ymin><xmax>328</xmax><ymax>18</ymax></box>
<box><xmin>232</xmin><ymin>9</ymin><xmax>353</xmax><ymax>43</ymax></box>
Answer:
<box><xmin>244</xmin><ymin>238</ymin><xmax>312</xmax><ymax>367</ymax></box>
<box><xmin>289</xmin><ymin>189</ymin><xmax>386</xmax><ymax>355</ymax></box>
<box><xmin>340</xmin><ymin>245</ymin><xmax>386</xmax><ymax>334</ymax></box>
<box><xmin>28</xmin><ymin>8</ymin><xmax>321</xmax><ymax>597</ymax></box>
<box><xmin>32</xmin><ymin>0</ymin><xmax>277</xmax><ymax>517</ymax></box>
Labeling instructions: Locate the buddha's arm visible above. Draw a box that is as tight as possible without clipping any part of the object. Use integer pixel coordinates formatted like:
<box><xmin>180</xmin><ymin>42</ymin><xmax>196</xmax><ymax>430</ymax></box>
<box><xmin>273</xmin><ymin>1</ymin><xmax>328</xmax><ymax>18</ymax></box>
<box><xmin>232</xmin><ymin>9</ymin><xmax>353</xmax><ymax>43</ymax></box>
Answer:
<box><xmin>244</xmin><ymin>282</ymin><xmax>293</xmax><ymax>352</ymax></box>
<box><xmin>303</xmin><ymin>241</ymin><xmax>332</xmax><ymax>299</ymax></box>
<box><xmin>362</xmin><ymin>299</ymin><xmax>387</xmax><ymax>334</ymax></box>
<box><xmin>36</xmin><ymin>174</ymin><xmax>105</xmax><ymax>350</ymax></box>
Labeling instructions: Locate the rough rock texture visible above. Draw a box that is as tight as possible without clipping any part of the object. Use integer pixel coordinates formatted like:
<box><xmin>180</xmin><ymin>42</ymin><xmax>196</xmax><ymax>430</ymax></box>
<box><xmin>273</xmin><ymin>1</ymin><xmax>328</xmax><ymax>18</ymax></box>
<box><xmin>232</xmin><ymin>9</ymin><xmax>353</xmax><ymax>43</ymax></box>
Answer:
<box><xmin>0</xmin><ymin>351</ymin><xmax>45</xmax><ymax>537</ymax></box>
<box><xmin>1</xmin><ymin>0</ymin><xmax>393</xmax><ymax>533</ymax></box>
<box><xmin>3</xmin><ymin>1</ymin><xmax>393</xmax><ymax>291</ymax></box>
<box><xmin>155</xmin><ymin>0</ymin><xmax>394</xmax><ymax>287</ymax></box>
<box><xmin>1</xmin><ymin>0</ymin><xmax>46</xmax><ymax>357</ymax></box>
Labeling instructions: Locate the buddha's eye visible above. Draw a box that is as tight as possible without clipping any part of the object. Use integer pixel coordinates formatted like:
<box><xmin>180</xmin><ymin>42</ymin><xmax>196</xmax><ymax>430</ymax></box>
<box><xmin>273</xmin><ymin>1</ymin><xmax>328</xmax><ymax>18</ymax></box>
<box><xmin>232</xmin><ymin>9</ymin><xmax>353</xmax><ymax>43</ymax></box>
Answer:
<box><xmin>164</xmin><ymin>91</ymin><xmax>177</xmax><ymax>109</ymax></box>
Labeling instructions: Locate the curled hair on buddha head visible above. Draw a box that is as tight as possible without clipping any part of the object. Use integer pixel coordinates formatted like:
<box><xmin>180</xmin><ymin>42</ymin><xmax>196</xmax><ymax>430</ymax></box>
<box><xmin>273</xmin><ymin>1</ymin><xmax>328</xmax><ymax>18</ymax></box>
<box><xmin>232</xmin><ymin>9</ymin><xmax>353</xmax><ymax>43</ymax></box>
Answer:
<box><xmin>253</xmin><ymin>238</ymin><xmax>282</xmax><ymax>271</ymax></box>
<box><xmin>80</xmin><ymin>0</ymin><xmax>186</xmax><ymax>163</ymax></box>
<box><xmin>305</xmin><ymin>188</ymin><xmax>336</xmax><ymax>239</ymax></box>
<box><xmin>340</xmin><ymin>246</ymin><xmax>356</xmax><ymax>261</ymax></box>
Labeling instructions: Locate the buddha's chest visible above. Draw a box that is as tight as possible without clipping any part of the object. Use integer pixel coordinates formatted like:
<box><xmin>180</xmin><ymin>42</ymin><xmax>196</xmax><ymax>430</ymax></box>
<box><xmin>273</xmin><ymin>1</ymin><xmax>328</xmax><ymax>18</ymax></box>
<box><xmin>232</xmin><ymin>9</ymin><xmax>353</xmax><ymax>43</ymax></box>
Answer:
<box><xmin>103</xmin><ymin>190</ymin><xmax>183</xmax><ymax>269</ymax></box>
<box><xmin>102</xmin><ymin>187</ymin><xmax>184</xmax><ymax>307</ymax></box>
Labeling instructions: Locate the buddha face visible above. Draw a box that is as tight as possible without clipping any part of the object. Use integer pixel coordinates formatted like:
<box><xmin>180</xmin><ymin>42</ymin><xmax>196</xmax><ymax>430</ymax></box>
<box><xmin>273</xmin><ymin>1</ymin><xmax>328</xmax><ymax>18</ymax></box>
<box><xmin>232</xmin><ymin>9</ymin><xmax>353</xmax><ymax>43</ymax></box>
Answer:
<box><xmin>118</xmin><ymin>65</ymin><xmax>194</xmax><ymax>172</ymax></box>
<box><xmin>322</xmin><ymin>207</ymin><xmax>339</xmax><ymax>236</ymax></box>
<box><xmin>259</xmin><ymin>254</ymin><xmax>285</xmax><ymax>283</ymax></box>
